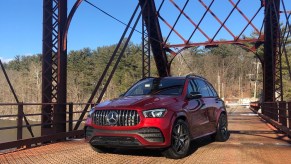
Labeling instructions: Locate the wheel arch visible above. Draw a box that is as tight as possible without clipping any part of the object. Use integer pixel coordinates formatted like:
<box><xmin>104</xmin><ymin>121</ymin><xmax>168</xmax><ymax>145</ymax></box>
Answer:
<box><xmin>173</xmin><ymin>112</ymin><xmax>189</xmax><ymax>126</ymax></box>
<box><xmin>216</xmin><ymin>109</ymin><xmax>227</xmax><ymax>125</ymax></box>
<box><xmin>169</xmin><ymin>112</ymin><xmax>191</xmax><ymax>140</ymax></box>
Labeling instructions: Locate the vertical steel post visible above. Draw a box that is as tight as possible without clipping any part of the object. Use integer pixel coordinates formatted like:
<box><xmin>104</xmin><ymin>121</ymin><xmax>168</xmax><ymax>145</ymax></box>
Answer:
<box><xmin>139</xmin><ymin>0</ymin><xmax>169</xmax><ymax>77</ymax></box>
<box><xmin>271</xmin><ymin>102</ymin><xmax>278</xmax><ymax>121</ymax></box>
<box><xmin>288</xmin><ymin>102</ymin><xmax>291</xmax><ymax>129</ymax></box>
<box><xmin>42</xmin><ymin>0</ymin><xmax>67</xmax><ymax>135</ymax></box>
<box><xmin>42</xmin><ymin>0</ymin><xmax>54</xmax><ymax>136</ymax></box>
<box><xmin>263</xmin><ymin>0</ymin><xmax>280</xmax><ymax>102</ymax></box>
<box><xmin>142</xmin><ymin>4</ymin><xmax>151</xmax><ymax>78</ymax></box>
<box><xmin>56</xmin><ymin>0</ymin><xmax>67</xmax><ymax>134</ymax></box>
<box><xmin>278</xmin><ymin>102</ymin><xmax>287</xmax><ymax>126</ymax></box>
<box><xmin>17</xmin><ymin>103</ymin><xmax>23</xmax><ymax>141</ymax></box>
<box><xmin>69</xmin><ymin>103</ymin><xmax>73</xmax><ymax>132</ymax></box>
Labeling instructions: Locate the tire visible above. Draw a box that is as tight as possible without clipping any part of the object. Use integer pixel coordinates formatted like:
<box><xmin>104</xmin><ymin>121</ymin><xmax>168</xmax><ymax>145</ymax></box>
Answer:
<box><xmin>213</xmin><ymin>113</ymin><xmax>229</xmax><ymax>142</ymax></box>
<box><xmin>162</xmin><ymin>119</ymin><xmax>191</xmax><ymax>159</ymax></box>
<box><xmin>90</xmin><ymin>144</ymin><xmax>116</xmax><ymax>153</ymax></box>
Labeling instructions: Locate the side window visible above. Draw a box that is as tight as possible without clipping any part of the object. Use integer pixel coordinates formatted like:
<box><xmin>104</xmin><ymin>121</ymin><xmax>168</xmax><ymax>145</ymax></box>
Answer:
<box><xmin>187</xmin><ymin>80</ymin><xmax>195</xmax><ymax>94</ymax></box>
<box><xmin>194</xmin><ymin>79</ymin><xmax>211</xmax><ymax>97</ymax></box>
<box><xmin>191</xmin><ymin>80</ymin><xmax>199</xmax><ymax>92</ymax></box>
<box><xmin>187</xmin><ymin>79</ymin><xmax>198</xmax><ymax>94</ymax></box>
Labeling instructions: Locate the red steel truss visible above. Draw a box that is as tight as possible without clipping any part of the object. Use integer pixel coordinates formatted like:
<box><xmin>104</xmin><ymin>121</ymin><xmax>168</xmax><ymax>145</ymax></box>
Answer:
<box><xmin>142</xmin><ymin>0</ymin><xmax>290</xmax><ymax>102</ymax></box>
<box><xmin>39</xmin><ymin>0</ymin><xmax>291</xmax><ymax>134</ymax></box>
<box><xmin>42</xmin><ymin>0</ymin><xmax>67</xmax><ymax>135</ymax></box>
<box><xmin>0</xmin><ymin>0</ymin><xmax>290</xmax><ymax>149</ymax></box>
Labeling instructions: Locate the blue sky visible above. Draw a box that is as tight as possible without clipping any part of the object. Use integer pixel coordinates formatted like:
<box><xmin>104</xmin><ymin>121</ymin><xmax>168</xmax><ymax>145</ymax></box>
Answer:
<box><xmin>0</xmin><ymin>0</ymin><xmax>290</xmax><ymax>63</ymax></box>
<box><xmin>0</xmin><ymin>0</ymin><xmax>139</xmax><ymax>62</ymax></box>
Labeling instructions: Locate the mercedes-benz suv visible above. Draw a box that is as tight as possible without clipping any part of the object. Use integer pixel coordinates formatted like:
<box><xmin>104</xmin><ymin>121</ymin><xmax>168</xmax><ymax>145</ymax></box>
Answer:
<box><xmin>85</xmin><ymin>75</ymin><xmax>229</xmax><ymax>159</ymax></box>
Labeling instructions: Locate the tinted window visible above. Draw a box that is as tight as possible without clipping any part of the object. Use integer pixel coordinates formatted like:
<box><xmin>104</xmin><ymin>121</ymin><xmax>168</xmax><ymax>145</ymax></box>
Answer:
<box><xmin>194</xmin><ymin>79</ymin><xmax>211</xmax><ymax>97</ymax></box>
<box><xmin>187</xmin><ymin>81</ymin><xmax>194</xmax><ymax>94</ymax></box>
<box><xmin>124</xmin><ymin>78</ymin><xmax>185</xmax><ymax>96</ymax></box>
<box><xmin>187</xmin><ymin>79</ymin><xmax>198</xmax><ymax>94</ymax></box>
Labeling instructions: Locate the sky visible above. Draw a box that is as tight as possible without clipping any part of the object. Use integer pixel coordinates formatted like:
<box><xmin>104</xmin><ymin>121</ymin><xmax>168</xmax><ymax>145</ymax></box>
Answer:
<box><xmin>0</xmin><ymin>0</ymin><xmax>290</xmax><ymax>63</ymax></box>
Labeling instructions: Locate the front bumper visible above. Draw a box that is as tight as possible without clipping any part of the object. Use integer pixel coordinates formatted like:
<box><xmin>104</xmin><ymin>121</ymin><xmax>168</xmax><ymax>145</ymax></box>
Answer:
<box><xmin>86</xmin><ymin>127</ymin><xmax>165</xmax><ymax>148</ymax></box>
<box><xmin>85</xmin><ymin>114</ymin><xmax>174</xmax><ymax>148</ymax></box>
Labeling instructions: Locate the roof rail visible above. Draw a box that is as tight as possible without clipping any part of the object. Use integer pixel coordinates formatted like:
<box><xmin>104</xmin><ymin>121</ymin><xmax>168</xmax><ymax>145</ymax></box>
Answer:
<box><xmin>139</xmin><ymin>76</ymin><xmax>155</xmax><ymax>81</ymax></box>
<box><xmin>185</xmin><ymin>73</ymin><xmax>207</xmax><ymax>80</ymax></box>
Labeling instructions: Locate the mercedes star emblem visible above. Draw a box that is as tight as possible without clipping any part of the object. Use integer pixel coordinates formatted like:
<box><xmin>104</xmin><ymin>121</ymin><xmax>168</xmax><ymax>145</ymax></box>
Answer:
<box><xmin>106</xmin><ymin>111</ymin><xmax>118</xmax><ymax>125</ymax></box>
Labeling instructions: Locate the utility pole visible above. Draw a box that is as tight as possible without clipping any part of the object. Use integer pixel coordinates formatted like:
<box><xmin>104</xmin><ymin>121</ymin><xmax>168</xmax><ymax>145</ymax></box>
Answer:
<box><xmin>254</xmin><ymin>60</ymin><xmax>260</xmax><ymax>99</ymax></box>
<box><xmin>218</xmin><ymin>73</ymin><xmax>221</xmax><ymax>97</ymax></box>
<box><xmin>239</xmin><ymin>76</ymin><xmax>242</xmax><ymax>102</ymax></box>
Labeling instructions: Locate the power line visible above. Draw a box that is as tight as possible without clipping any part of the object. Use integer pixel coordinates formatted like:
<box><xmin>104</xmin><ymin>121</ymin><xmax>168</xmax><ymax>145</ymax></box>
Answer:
<box><xmin>83</xmin><ymin>0</ymin><xmax>165</xmax><ymax>48</ymax></box>
<box><xmin>180</xmin><ymin>53</ymin><xmax>193</xmax><ymax>73</ymax></box>
<box><xmin>84</xmin><ymin>0</ymin><xmax>143</xmax><ymax>35</ymax></box>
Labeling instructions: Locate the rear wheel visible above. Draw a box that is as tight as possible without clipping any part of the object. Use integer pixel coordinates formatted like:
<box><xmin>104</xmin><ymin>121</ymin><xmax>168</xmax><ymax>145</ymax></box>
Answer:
<box><xmin>162</xmin><ymin>119</ymin><xmax>190</xmax><ymax>159</ymax></box>
<box><xmin>90</xmin><ymin>145</ymin><xmax>116</xmax><ymax>153</ymax></box>
<box><xmin>213</xmin><ymin>113</ymin><xmax>229</xmax><ymax>142</ymax></box>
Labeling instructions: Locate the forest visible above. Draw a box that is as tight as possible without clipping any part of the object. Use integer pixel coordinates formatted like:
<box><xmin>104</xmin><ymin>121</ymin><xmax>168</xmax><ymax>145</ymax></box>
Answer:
<box><xmin>0</xmin><ymin>41</ymin><xmax>291</xmax><ymax>107</ymax></box>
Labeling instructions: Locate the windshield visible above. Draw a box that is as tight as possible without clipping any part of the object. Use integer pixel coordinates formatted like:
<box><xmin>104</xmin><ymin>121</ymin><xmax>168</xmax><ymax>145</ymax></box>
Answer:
<box><xmin>124</xmin><ymin>78</ymin><xmax>185</xmax><ymax>96</ymax></box>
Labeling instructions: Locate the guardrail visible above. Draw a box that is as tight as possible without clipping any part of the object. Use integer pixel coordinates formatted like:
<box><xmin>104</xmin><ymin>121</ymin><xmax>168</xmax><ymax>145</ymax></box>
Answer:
<box><xmin>250</xmin><ymin>101</ymin><xmax>291</xmax><ymax>138</ymax></box>
<box><xmin>0</xmin><ymin>102</ymin><xmax>94</xmax><ymax>152</ymax></box>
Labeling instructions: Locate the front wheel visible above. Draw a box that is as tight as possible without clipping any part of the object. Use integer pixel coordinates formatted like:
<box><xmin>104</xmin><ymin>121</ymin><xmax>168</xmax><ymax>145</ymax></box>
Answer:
<box><xmin>162</xmin><ymin>119</ymin><xmax>190</xmax><ymax>159</ymax></box>
<box><xmin>213</xmin><ymin>113</ymin><xmax>230</xmax><ymax>142</ymax></box>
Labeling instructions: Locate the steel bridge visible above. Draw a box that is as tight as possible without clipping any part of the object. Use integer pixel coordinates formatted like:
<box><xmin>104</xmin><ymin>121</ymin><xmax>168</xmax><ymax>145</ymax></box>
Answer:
<box><xmin>0</xmin><ymin>0</ymin><xmax>291</xmax><ymax>163</ymax></box>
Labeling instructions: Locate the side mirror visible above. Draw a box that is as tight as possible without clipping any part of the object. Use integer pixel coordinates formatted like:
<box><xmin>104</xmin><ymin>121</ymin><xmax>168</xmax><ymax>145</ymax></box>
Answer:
<box><xmin>187</xmin><ymin>92</ymin><xmax>202</xmax><ymax>99</ymax></box>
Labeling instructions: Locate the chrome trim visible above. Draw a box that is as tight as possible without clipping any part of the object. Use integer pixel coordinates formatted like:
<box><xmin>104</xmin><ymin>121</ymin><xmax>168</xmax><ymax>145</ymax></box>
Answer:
<box><xmin>92</xmin><ymin>110</ymin><xmax>140</xmax><ymax>126</ymax></box>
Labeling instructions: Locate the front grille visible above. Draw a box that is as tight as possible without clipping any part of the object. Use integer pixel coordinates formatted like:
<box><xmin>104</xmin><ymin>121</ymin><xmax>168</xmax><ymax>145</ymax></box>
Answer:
<box><xmin>90</xmin><ymin>136</ymin><xmax>141</xmax><ymax>146</ymax></box>
<box><xmin>92</xmin><ymin>110</ymin><xmax>140</xmax><ymax>126</ymax></box>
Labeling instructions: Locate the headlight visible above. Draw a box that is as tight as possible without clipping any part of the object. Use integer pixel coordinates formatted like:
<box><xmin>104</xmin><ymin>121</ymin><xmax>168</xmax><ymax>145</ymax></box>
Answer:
<box><xmin>143</xmin><ymin>108</ymin><xmax>167</xmax><ymax>118</ymax></box>
<box><xmin>87</xmin><ymin>108</ymin><xmax>95</xmax><ymax>118</ymax></box>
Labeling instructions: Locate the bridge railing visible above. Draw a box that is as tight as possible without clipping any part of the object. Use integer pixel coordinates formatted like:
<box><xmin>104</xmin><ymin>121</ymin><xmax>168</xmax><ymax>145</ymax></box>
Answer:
<box><xmin>250</xmin><ymin>101</ymin><xmax>291</xmax><ymax>138</ymax></box>
<box><xmin>0</xmin><ymin>102</ymin><xmax>94</xmax><ymax>152</ymax></box>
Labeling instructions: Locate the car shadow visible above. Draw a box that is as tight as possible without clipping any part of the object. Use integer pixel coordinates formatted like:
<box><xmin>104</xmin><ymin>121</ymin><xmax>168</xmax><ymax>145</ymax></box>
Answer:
<box><xmin>112</xmin><ymin>148</ymin><xmax>163</xmax><ymax>157</ymax></box>
<box><xmin>187</xmin><ymin>135</ymin><xmax>215</xmax><ymax>156</ymax></box>
<box><xmin>229</xmin><ymin>130</ymin><xmax>291</xmax><ymax>144</ymax></box>
<box><xmin>110</xmin><ymin>135</ymin><xmax>215</xmax><ymax>158</ymax></box>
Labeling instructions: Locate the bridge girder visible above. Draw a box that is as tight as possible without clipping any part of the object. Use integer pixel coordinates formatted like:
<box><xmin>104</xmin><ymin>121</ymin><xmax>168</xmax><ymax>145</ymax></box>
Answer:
<box><xmin>42</xmin><ymin>0</ymin><xmax>67</xmax><ymax>135</ymax></box>
<box><xmin>263</xmin><ymin>0</ymin><xmax>281</xmax><ymax>102</ymax></box>
<box><xmin>139</xmin><ymin>0</ymin><xmax>169</xmax><ymax>77</ymax></box>
<box><xmin>40</xmin><ymin>0</ymin><xmax>290</xmax><ymax>136</ymax></box>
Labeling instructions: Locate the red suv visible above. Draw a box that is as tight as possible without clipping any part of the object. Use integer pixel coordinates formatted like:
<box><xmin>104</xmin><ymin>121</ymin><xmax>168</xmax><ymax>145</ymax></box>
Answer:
<box><xmin>85</xmin><ymin>75</ymin><xmax>229</xmax><ymax>159</ymax></box>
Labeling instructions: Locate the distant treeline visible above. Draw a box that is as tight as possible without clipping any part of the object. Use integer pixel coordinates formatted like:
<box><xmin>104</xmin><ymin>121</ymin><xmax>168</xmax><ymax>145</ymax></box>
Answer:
<box><xmin>1</xmin><ymin>41</ymin><xmax>291</xmax><ymax>106</ymax></box>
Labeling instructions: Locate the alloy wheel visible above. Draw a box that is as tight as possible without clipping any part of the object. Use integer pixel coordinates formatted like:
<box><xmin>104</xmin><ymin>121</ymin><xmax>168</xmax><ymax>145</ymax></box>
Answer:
<box><xmin>172</xmin><ymin>122</ymin><xmax>190</xmax><ymax>153</ymax></box>
<box><xmin>219</xmin><ymin>114</ymin><xmax>228</xmax><ymax>139</ymax></box>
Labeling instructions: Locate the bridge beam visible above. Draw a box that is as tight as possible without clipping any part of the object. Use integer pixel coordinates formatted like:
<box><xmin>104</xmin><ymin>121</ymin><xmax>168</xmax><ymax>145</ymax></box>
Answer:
<box><xmin>42</xmin><ymin>0</ymin><xmax>67</xmax><ymax>135</ymax></box>
<box><xmin>139</xmin><ymin>0</ymin><xmax>169</xmax><ymax>77</ymax></box>
<box><xmin>263</xmin><ymin>0</ymin><xmax>281</xmax><ymax>102</ymax></box>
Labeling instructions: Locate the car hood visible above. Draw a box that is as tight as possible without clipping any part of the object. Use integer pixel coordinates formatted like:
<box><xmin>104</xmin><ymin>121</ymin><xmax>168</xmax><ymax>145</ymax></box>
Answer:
<box><xmin>96</xmin><ymin>95</ymin><xmax>179</xmax><ymax>110</ymax></box>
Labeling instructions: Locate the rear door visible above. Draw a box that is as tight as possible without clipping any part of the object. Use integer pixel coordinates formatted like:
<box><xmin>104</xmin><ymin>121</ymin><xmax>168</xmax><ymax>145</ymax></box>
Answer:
<box><xmin>185</xmin><ymin>79</ymin><xmax>209</xmax><ymax>138</ymax></box>
<box><xmin>193</xmin><ymin>79</ymin><xmax>217</xmax><ymax>134</ymax></box>
<box><xmin>207</xmin><ymin>83</ymin><xmax>224</xmax><ymax>124</ymax></box>
<box><xmin>204</xmin><ymin>81</ymin><xmax>222</xmax><ymax>130</ymax></box>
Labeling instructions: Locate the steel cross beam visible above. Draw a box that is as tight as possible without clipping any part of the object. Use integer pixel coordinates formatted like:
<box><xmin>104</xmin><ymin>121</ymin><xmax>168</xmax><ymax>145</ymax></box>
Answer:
<box><xmin>139</xmin><ymin>0</ymin><xmax>169</xmax><ymax>77</ymax></box>
<box><xmin>42</xmin><ymin>0</ymin><xmax>67</xmax><ymax>135</ymax></box>
<box><xmin>154</xmin><ymin>0</ymin><xmax>265</xmax><ymax>72</ymax></box>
